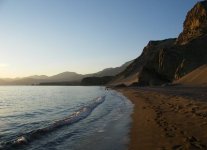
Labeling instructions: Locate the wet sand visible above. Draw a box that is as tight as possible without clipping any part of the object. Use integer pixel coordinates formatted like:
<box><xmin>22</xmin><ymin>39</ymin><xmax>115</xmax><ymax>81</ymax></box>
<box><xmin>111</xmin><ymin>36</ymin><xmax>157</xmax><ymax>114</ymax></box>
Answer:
<box><xmin>117</xmin><ymin>86</ymin><xmax>207</xmax><ymax>150</ymax></box>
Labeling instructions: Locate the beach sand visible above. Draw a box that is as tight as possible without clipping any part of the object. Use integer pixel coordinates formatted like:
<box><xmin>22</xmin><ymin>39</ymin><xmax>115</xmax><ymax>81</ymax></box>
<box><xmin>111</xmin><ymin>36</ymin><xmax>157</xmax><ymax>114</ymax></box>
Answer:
<box><xmin>117</xmin><ymin>86</ymin><xmax>207</xmax><ymax>150</ymax></box>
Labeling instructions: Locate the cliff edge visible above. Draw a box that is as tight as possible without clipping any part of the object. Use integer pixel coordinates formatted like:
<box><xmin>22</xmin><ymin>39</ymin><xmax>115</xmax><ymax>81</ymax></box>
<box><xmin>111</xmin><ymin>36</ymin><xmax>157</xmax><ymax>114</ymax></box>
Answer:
<box><xmin>111</xmin><ymin>1</ymin><xmax>207</xmax><ymax>86</ymax></box>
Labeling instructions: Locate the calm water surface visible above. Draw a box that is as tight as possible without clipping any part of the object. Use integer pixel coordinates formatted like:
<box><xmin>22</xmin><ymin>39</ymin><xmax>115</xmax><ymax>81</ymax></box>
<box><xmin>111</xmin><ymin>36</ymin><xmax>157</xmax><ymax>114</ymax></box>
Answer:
<box><xmin>0</xmin><ymin>86</ymin><xmax>133</xmax><ymax>150</ymax></box>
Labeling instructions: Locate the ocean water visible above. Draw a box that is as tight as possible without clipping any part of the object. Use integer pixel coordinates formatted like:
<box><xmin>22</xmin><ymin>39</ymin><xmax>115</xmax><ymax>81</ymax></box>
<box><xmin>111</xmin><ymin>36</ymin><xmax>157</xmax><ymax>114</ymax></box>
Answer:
<box><xmin>0</xmin><ymin>86</ymin><xmax>133</xmax><ymax>150</ymax></box>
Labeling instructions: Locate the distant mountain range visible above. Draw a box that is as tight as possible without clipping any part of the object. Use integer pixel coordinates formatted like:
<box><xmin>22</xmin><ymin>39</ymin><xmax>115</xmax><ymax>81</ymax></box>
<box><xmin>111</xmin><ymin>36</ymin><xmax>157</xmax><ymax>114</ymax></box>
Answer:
<box><xmin>0</xmin><ymin>60</ymin><xmax>133</xmax><ymax>85</ymax></box>
<box><xmin>2</xmin><ymin>1</ymin><xmax>207</xmax><ymax>87</ymax></box>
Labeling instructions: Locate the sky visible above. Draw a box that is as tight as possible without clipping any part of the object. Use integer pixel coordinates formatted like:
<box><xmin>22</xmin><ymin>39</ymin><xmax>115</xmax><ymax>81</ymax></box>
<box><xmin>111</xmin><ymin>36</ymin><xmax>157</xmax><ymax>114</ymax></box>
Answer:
<box><xmin>0</xmin><ymin>0</ymin><xmax>197</xmax><ymax>78</ymax></box>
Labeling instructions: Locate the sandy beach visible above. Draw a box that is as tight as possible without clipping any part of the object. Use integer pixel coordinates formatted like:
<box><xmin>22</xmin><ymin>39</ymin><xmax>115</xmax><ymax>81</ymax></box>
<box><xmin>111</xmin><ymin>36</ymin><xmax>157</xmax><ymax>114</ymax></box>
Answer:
<box><xmin>117</xmin><ymin>86</ymin><xmax>207</xmax><ymax>150</ymax></box>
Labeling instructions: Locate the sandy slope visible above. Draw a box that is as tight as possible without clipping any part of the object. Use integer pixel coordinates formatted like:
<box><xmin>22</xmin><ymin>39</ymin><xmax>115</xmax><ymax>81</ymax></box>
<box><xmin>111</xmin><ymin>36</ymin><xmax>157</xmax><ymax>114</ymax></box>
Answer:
<box><xmin>174</xmin><ymin>65</ymin><xmax>207</xmax><ymax>86</ymax></box>
<box><xmin>118</xmin><ymin>86</ymin><xmax>207</xmax><ymax>150</ymax></box>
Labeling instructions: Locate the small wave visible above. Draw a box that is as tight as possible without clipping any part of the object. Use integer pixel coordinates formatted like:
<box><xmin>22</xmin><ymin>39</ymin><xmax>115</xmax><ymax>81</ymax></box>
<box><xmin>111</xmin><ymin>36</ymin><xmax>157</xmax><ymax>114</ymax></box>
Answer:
<box><xmin>0</xmin><ymin>96</ymin><xmax>105</xmax><ymax>150</ymax></box>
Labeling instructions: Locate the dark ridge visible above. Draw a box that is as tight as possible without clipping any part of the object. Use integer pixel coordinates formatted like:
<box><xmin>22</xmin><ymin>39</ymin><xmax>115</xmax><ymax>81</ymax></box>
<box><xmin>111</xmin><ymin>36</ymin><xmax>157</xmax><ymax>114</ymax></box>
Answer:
<box><xmin>81</xmin><ymin>76</ymin><xmax>114</xmax><ymax>86</ymax></box>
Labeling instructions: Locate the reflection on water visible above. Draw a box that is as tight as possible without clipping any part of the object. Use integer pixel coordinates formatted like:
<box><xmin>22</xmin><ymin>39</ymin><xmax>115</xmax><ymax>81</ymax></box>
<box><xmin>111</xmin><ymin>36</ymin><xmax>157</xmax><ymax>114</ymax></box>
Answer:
<box><xmin>0</xmin><ymin>86</ymin><xmax>133</xmax><ymax>150</ymax></box>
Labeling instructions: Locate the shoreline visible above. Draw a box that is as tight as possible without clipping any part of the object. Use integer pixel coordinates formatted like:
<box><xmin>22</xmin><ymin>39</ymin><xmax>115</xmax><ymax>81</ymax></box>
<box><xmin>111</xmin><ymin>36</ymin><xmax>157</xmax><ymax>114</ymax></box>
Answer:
<box><xmin>116</xmin><ymin>86</ymin><xmax>207</xmax><ymax>150</ymax></box>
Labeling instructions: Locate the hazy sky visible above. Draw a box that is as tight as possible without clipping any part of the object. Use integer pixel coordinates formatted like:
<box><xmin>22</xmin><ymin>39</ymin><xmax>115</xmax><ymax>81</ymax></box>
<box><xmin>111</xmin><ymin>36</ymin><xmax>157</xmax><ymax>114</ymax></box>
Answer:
<box><xmin>0</xmin><ymin>0</ymin><xmax>197</xmax><ymax>78</ymax></box>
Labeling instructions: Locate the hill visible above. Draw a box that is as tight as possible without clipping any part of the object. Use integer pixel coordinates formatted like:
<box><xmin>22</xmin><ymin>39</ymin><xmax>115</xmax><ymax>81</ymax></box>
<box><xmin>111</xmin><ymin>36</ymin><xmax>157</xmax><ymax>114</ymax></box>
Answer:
<box><xmin>0</xmin><ymin>61</ymin><xmax>132</xmax><ymax>85</ymax></box>
<box><xmin>88</xmin><ymin>60</ymin><xmax>133</xmax><ymax>77</ymax></box>
<box><xmin>110</xmin><ymin>1</ymin><xmax>207</xmax><ymax>86</ymax></box>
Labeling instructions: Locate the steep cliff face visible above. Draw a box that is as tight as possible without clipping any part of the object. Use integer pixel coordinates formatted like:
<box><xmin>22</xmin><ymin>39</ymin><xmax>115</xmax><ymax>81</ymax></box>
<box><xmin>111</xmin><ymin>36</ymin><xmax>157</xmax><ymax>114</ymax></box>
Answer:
<box><xmin>177</xmin><ymin>1</ymin><xmax>207</xmax><ymax>45</ymax></box>
<box><xmin>112</xmin><ymin>1</ymin><xmax>207</xmax><ymax>86</ymax></box>
<box><xmin>109</xmin><ymin>38</ymin><xmax>176</xmax><ymax>85</ymax></box>
<box><xmin>139</xmin><ymin>35</ymin><xmax>207</xmax><ymax>85</ymax></box>
<box><xmin>138</xmin><ymin>1</ymin><xmax>207</xmax><ymax>85</ymax></box>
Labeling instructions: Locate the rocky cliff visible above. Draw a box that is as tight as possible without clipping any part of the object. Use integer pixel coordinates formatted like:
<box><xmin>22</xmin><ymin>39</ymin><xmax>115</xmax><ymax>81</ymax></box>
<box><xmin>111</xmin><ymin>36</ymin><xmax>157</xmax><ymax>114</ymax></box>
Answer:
<box><xmin>109</xmin><ymin>38</ymin><xmax>176</xmax><ymax>85</ymax></box>
<box><xmin>111</xmin><ymin>1</ymin><xmax>207</xmax><ymax>86</ymax></box>
<box><xmin>139</xmin><ymin>35</ymin><xmax>207</xmax><ymax>85</ymax></box>
<box><xmin>177</xmin><ymin>1</ymin><xmax>207</xmax><ymax>45</ymax></box>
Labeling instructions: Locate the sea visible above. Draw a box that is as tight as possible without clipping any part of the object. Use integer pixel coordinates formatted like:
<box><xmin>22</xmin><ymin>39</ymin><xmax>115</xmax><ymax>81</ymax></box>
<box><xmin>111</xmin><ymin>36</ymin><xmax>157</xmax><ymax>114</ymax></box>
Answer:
<box><xmin>0</xmin><ymin>86</ymin><xmax>133</xmax><ymax>150</ymax></box>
